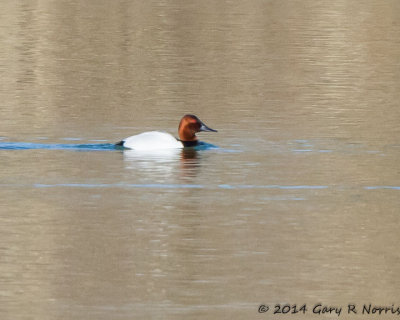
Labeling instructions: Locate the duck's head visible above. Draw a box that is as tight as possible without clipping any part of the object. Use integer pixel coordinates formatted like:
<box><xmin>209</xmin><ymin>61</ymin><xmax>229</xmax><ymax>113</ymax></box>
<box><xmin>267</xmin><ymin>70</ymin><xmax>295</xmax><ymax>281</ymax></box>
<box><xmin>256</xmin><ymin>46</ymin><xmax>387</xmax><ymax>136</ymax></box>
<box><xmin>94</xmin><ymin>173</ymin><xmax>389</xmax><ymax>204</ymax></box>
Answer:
<box><xmin>178</xmin><ymin>114</ymin><xmax>217</xmax><ymax>142</ymax></box>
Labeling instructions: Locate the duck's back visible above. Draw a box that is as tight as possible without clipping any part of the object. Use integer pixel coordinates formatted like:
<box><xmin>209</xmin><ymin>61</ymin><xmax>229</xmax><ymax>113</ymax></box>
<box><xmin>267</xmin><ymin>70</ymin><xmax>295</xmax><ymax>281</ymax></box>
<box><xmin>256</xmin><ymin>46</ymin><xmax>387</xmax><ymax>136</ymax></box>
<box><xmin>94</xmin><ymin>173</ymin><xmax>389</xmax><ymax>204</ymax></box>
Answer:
<box><xmin>120</xmin><ymin>131</ymin><xmax>183</xmax><ymax>150</ymax></box>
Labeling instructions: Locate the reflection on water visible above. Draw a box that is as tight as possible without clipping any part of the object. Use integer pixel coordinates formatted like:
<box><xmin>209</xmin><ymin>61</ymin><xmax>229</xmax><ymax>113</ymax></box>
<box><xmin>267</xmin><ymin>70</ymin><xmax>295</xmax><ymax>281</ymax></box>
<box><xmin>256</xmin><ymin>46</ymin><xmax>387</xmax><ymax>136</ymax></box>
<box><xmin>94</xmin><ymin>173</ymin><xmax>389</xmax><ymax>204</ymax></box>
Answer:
<box><xmin>123</xmin><ymin>146</ymin><xmax>226</xmax><ymax>184</ymax></box>
<box><xmin>179</xmin><ymin>149</ymin><xmax>202</xmax><ymax>179</ymax></box>
<box><xmin>123</xmin><ymin>146</ymin><xmax>211</xmax><ymax>181</ymax></box>
<box><xmin>123</xmin><ymin>148</ymin><xmax>184</xmax><ymax>181</ymax></box>
<box><xmin>1</xmin><ymin>0</ymin><xmax>400</xmax><ymax>319</ymax></box>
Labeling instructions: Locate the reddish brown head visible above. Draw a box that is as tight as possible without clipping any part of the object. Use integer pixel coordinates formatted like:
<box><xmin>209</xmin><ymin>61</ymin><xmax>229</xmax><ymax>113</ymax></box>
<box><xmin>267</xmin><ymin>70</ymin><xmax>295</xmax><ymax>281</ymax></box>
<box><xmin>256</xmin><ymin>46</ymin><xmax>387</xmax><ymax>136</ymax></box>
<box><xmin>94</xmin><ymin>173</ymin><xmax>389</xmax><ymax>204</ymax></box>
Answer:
<box><xmin>178</xmin><ymin>114</ymin><xmax>217</xmax><ymax>142</ymax></box>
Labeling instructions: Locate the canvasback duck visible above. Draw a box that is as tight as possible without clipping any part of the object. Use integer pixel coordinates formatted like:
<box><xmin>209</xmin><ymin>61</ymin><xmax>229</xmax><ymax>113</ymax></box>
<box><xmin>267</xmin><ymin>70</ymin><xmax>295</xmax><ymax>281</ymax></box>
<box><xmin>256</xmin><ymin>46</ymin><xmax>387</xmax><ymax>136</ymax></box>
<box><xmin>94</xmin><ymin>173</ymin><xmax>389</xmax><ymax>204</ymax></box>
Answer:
<box><xmin>116</xmin><ymin>114</ymin><xmax>217</xmax><ymax>150</ymax></box>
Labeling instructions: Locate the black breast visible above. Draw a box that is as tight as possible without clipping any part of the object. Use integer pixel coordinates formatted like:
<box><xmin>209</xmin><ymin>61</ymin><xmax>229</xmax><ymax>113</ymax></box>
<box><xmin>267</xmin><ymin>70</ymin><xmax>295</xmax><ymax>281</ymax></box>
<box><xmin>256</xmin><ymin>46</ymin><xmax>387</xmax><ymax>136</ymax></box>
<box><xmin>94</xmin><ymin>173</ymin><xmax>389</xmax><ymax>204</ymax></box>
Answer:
<box><xmin>180</xmin><ymin>140</ymin><xmax>198</xmax><ymax>148</ymax></box>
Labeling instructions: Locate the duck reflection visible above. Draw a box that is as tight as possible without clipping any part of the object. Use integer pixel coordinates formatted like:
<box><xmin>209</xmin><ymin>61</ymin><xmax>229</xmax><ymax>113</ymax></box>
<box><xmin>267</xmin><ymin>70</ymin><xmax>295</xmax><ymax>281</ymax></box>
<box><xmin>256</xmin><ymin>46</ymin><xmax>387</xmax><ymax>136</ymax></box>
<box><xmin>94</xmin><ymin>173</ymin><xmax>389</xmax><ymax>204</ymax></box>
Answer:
<box><xmin>180</xmin><ymin>148</ymin><xmax>201</xmax><ymax>178</ymax></box>
<box><xmin>122</xmin><ymin>148</ymin><xmax>201</xmax><ymax>180</ymax></box>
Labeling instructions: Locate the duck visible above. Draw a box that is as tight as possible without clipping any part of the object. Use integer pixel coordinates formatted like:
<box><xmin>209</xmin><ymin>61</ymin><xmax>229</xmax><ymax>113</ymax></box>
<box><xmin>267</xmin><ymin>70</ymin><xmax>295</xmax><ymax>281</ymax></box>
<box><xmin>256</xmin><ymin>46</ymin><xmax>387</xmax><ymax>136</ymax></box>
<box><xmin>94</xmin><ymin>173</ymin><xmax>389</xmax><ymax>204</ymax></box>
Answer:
<box><xmin>116</xmin><ymin>114</ymin><xmax>217</xmax><ymax>150</ymax></box>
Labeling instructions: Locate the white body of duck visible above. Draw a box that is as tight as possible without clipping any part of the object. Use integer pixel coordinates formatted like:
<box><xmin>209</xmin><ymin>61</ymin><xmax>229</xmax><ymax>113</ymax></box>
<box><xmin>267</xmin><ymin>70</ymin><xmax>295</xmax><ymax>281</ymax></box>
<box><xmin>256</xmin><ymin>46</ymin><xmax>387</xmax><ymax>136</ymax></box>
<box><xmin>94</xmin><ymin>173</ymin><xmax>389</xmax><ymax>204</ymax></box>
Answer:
<box><xmin>121</xmin><ymin>131</ymin><xmax>183</xmax><ymax>150</ymax></box>
<box><xmin>117</xmin><ymin>115</ymin><xmax>217</xmax><ymax>151</ymax></box>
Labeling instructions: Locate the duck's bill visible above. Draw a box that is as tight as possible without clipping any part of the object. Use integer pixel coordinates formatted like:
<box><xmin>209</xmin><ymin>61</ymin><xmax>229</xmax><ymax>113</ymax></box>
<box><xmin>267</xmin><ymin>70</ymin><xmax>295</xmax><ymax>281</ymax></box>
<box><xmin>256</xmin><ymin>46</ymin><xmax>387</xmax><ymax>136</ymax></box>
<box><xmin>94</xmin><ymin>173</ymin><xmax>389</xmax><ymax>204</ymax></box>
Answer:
<box><xmin>199</xmin><ymin>122</ymin><xmax>218</xmax><ymax>132</ymax></box>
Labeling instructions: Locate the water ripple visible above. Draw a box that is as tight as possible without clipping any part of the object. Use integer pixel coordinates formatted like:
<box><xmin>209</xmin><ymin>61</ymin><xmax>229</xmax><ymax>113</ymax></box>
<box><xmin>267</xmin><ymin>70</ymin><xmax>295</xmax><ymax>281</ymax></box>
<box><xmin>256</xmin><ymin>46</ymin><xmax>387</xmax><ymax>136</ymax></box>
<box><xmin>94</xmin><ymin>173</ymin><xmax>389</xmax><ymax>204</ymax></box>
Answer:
<box><xmin>0</xmin><ymin>183</ymin><xmax>396</xmax><ymax>191</ymax></box>
<box><xmin>364</xmin><ymin>186</ymin><xmax>400</xmax><ymax>190</ymax></box>
<box><xmin>0</xmin><ymin>142</ymin><xmax>116</xmax><ymax>151</ymax></box>
<box><xmin>1</xmin><ymin>183</ymin><xmax>329</xmax><ymax>190</ymax></box>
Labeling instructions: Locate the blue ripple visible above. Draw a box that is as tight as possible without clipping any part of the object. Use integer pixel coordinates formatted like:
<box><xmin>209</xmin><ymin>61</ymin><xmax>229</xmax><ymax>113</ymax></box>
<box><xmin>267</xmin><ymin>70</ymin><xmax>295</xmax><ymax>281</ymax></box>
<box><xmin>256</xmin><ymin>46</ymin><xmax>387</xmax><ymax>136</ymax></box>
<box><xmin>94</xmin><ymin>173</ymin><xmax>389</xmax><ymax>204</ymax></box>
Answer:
<box><xmin>0</xmin><ymin>141</ymin><xmax>219</xmax><ymax>151</ymax></box>
<box><xmin>0</xmin><ymin>142</ymin><xmax>117</xmax><ymax>151</ymax></box>
<box><xmin>364</xmin><ymin>186</ymin><xmax>400</xmax><ymax>190</ymax></box>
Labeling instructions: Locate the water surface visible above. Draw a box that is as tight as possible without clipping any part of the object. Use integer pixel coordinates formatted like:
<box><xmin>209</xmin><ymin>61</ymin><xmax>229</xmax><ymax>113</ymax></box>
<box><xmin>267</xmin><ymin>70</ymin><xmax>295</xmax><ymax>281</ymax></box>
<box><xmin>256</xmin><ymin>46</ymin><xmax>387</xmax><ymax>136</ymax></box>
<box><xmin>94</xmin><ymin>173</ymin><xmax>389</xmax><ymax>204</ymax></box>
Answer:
<box><xmin>1</xmin><ymin>1</ymin><xmax>399</xmax><ymax>319</ymax></box>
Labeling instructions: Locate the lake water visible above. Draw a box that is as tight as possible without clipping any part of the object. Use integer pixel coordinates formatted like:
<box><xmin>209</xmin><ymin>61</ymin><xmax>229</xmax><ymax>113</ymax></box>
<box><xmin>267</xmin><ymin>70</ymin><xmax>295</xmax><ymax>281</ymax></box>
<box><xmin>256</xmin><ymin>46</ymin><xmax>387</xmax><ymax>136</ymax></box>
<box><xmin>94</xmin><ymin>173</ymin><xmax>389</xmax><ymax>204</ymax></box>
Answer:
<box><xmin>1</xmin><ymin>1</ymin><xmax>399</xmax><ymax>319</ymax></box>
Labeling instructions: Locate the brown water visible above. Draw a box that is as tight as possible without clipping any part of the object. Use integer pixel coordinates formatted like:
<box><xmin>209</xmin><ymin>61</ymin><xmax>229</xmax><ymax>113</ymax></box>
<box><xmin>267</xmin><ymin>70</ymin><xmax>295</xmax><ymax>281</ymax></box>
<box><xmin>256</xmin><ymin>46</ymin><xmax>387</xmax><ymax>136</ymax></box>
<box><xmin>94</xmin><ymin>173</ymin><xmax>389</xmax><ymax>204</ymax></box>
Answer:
<box><xmin>1</xmin><ymin>1</ymin><xmax>400</xmax><ymax>319</ymax></box>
